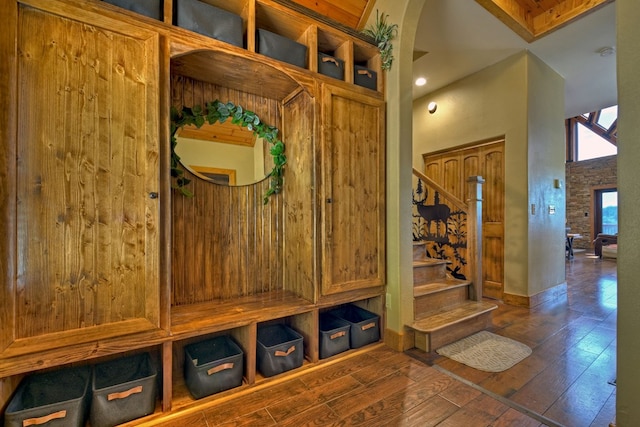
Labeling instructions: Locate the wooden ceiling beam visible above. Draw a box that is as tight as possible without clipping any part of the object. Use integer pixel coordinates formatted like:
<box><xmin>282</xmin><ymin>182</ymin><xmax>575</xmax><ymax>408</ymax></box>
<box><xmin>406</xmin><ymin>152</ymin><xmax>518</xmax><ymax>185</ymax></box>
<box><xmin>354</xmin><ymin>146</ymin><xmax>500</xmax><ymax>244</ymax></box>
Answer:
<box><xmin>475</xmin><ymin>0</ymin><xmax>614</xmax><ymax>42</ymax></box>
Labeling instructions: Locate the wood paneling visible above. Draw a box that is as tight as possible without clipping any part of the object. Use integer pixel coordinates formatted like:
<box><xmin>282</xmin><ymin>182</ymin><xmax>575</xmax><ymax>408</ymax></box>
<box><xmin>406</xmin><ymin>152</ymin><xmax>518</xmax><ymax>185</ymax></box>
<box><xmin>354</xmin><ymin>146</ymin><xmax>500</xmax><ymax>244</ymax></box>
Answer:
<box><xmin>14</xmin><ymin>6</ymin><xmax>160</xmax><ymax>339</ymax></box>
<box><xmin>423</xmin><ymin>139</ymin><xmax>505</xmax><ymax>299</ymax></box>
<box><xmin>282</xmin><ymin>90</ymin><xmax>317</xmax><ymax>302</ymax></box>
<box><xmin>321</xmin><ymin>85</ymin><xmax>385</xmax><ymax>295</ymax></box>
<box><xmin>287</xmin><ymin>0</ymin><xmax>375</xmax><ymax>30</ymax></box>
<box><xmin>0</xmin><ymin>0</ymin><xmax>18</xmax><ymax>356</ymax></box>
<box><xmin>476</xmin><ymin>0</ymin><xmax>614</xmax><ymax>41</ymax></box>
<box><xmin>171</xmin><ymin>75</ymin><xmax>285</xmax><ymax>305</ymax></box>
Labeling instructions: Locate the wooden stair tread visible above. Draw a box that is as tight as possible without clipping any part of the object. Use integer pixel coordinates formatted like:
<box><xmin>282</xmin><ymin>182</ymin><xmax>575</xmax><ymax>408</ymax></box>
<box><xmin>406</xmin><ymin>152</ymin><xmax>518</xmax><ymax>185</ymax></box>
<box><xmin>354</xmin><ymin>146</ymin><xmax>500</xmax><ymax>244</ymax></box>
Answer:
<box><xmin>413</xmin><ymin>279</ymin><xmax>471</xmax><ymax>297</ymax></box>
<box><xmin>413</xmin><ymin>259</ymin><xmax>451</xmax><ymax>267</ymax></box>
<box><xmin>409</xmin><ymin>301</ymin><xmax>498</xmax><ymax>333</ymax></box>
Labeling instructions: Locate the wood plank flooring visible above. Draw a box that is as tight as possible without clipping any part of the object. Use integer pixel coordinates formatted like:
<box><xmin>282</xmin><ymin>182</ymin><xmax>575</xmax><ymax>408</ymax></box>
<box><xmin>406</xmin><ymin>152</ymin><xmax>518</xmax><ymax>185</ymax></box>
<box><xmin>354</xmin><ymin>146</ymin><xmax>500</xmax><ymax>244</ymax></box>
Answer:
<box><xmin>410</xmin><ymin>251</ymin><xmax>617</xmax><ymax>427</ymax></box>
<box><xmin>144</xmin><ymin>252</ymin><xmax>616</xmax><ymax>426</ymax></box>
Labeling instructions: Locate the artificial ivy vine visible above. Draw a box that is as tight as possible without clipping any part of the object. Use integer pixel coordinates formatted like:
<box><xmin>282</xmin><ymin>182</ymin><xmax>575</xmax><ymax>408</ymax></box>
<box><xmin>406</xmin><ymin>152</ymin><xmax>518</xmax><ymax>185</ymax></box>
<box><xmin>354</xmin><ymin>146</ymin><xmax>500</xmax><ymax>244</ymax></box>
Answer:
<box><xmin>170</xmin><ymin>100</ymin><xmax>286</xmax><ymax>204</ymax></box>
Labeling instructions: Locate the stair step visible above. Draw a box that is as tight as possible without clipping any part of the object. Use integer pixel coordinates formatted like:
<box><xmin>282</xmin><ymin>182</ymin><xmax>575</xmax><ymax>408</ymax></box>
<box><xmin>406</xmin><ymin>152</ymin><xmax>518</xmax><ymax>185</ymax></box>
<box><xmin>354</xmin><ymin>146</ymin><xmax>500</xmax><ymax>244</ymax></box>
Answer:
<box><xmin>414</xmin><ymin>279</ymin><xmax>470</xmax><ymax>297</ymax></box>
<box><xmin>413</xmin><ymin>258</ymin><xmax>450</xmax><ymax>285</ymax></box>
<box><xmin>413</xmin><ymin>241</ymin><xmax>427</xmax><ymax>261</ymax></box>
<box><xmin>413</xmin><ymin>259</ymin><xmax>451</xmax><ymax>268</ymax></box>
<box><xmin>410</xmin><ymin>301</ymin><xmax>498</xmax><ymax>333</ymax></box>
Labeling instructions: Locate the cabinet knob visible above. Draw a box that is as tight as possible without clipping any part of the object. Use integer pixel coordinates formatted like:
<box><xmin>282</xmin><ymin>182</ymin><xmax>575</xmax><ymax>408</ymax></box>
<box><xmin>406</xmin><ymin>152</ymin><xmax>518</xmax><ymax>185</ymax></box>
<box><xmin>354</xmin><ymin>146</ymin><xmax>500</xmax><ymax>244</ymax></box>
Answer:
<box><xmin>326</xmin><ymin>198</ymin><xmax>332</xmax><ymax>204</ymax></box>
<box><xmin>149</xmin><ymin>192</ymin><xmax>158</xmax><ymax>199</ymax></box>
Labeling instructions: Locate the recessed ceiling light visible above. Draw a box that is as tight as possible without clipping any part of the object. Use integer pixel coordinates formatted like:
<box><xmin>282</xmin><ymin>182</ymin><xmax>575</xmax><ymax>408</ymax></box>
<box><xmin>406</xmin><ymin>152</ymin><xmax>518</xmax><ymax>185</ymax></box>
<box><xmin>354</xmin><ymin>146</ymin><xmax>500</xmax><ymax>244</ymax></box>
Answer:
<box><xmin>415</xmin><ymin>77</ymin><xmax>427</xmax><ymax>86</ymax></box>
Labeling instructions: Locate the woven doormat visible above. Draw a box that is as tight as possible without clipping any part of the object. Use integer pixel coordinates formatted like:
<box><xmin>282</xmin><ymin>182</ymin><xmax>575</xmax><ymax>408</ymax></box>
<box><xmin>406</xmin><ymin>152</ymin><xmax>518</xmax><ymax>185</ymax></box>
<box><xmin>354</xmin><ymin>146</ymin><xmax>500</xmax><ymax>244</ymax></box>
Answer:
<box><xmin>436</xmin><ymin>331</ymin><xmax>532</xmax><ymax>372</ymax></box>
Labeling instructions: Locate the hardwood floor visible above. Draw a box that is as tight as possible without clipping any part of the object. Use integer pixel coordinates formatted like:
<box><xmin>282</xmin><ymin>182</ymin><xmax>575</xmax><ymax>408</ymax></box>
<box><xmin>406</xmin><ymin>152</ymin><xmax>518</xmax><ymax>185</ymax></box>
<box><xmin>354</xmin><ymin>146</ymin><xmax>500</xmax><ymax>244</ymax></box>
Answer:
<box><xmin>143</xmin><ymin>252</ymin><xmax>616</xmax><ymax>426</ymax></box>
<box><xmin>411</xmin><ymin>251</ymin><xmax>617</xmax><ymax>427</ymax></box>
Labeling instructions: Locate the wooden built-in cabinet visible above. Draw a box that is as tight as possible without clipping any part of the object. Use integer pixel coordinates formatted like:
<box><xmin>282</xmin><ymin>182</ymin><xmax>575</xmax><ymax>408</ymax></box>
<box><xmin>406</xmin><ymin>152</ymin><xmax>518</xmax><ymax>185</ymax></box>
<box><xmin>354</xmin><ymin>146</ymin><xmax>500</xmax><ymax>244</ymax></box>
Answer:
<box><xmin>0</xmin><ymin>0</ymin><xmax>386</xmax><ymax>420</ymax></box>
<box><xmin>320</xmin><ymin>85</ymin><xmax>386</xmax><ymax>297</ymax></box>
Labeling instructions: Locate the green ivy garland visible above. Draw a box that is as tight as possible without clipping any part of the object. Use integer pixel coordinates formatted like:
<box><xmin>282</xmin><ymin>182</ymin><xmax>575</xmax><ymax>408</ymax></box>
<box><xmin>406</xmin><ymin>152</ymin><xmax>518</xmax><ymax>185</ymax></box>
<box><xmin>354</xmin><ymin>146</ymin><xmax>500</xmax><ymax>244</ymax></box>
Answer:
<box><xmin>170</xmin><ymin>100</ymin><xmax>286</xmax><ymax>204</ymax></box>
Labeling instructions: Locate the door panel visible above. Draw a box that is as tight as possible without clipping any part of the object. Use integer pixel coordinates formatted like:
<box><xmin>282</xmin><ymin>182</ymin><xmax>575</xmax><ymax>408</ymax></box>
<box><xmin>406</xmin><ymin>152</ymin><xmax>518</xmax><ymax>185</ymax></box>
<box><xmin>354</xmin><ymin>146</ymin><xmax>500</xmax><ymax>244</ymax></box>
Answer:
<box><xmin>423</xmin><ymin>140</ymin><xmax>505</xmax><ymax>299</ymax></box>
<box><xmin>14</xmin><ymin>7</ymin><xmax>160</xmax><ymax>340</ymax></box>
<box><xmin>321</xmin><ymin>86</ymin><xmax>385</xmax><ymax>295</ymax></box>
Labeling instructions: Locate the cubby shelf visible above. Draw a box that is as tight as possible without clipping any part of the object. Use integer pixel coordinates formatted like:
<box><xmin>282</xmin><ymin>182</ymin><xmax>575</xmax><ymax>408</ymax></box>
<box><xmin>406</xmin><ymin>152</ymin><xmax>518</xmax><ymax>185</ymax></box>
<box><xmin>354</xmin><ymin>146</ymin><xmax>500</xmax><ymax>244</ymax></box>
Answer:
<box><xmin>101</xmin><ymin>0</ymin><xmax>384</xmax><ymax>93</ymax></box>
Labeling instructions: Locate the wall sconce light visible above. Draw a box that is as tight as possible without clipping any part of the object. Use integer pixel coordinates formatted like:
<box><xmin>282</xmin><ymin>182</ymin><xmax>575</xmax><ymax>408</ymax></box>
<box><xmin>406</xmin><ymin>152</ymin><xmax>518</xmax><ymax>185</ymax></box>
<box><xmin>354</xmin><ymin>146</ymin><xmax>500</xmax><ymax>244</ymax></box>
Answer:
<box><xmin>427</xmin><ymin>101</ymin><xmax>437</xmax><ymax>114</ymax></box>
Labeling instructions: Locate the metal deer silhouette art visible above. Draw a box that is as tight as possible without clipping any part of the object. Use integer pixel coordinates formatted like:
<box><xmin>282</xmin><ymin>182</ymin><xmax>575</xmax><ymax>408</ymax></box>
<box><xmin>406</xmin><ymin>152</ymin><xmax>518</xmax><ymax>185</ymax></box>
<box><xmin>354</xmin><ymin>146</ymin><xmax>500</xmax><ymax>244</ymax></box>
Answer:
<box><xmin>416</xmin><ymin>192</ymin><xmax>451</xmax><ymax>241</ymax></box>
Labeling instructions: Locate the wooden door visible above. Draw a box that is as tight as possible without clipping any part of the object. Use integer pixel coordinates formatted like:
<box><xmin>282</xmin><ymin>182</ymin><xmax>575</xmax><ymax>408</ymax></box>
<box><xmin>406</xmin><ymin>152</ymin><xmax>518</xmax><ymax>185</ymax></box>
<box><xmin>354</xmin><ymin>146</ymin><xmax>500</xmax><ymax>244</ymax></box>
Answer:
<box><xmin>423</xmin><ymin>140</ymin><xmax>505</xmax><ymax>299</ymax></box>
<box><xmin>3</xmin><ymin>5</ymin><xmax>161</xmax><ymax>355</ymax></box>
<box><xmin>320</xmin><ymin>85</ymin><xmax>385</xmax><ymax>295</ymax></box>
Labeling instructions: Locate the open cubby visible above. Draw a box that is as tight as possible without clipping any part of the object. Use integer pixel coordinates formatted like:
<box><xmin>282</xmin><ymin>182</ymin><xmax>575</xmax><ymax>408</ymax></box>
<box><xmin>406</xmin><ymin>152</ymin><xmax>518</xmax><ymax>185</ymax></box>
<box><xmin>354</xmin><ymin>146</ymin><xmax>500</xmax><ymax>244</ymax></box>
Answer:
<box><xmin>99</xmin><ymin>0</ymin><xmax>384</xmax><ymax>91</ymax></box>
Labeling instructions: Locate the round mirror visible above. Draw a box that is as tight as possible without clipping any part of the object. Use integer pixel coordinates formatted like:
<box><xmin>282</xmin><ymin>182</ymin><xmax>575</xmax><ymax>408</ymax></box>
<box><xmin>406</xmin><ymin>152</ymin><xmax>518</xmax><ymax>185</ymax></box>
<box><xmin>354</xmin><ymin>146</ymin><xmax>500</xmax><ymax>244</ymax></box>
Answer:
<box><xmin>171</xmin><ymin>101</ymin><xmax>286</xmax><ymax>203</ymax></box>
<box><xmin>174</xmin><ymin>120</ymin><xmax>270</xmax><ymax>186</ymax></box>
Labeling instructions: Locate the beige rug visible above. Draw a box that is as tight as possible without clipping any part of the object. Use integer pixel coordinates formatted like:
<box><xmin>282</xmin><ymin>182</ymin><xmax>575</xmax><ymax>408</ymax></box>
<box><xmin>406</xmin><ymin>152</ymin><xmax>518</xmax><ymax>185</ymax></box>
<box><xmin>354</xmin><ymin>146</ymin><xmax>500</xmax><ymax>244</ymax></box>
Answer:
<box><xmin>436</xmin><ymin>331</ymin><xmax>532</xmax><ymax>372</ymax></box>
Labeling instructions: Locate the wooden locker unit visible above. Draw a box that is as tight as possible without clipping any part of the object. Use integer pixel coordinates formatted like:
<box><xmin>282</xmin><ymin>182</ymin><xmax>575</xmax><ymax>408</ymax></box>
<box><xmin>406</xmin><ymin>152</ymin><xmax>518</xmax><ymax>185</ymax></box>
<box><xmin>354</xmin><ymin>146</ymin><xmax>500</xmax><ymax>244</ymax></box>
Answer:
<box><xmin>0</xmin><ymin>0</ymin><xmax>387</xmax><ymax>419</ymax></box>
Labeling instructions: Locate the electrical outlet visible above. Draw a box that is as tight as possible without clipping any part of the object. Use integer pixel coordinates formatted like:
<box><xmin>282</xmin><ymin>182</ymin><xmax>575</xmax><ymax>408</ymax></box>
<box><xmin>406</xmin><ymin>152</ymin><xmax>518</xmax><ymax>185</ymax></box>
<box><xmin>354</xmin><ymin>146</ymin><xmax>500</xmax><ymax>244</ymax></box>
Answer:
<box><xmin>531</xmin><ymin>204</ymin><xmax>536</xmax><ymax>215</ymax></box>
<box><xmin>386</xmin><ymin>292</ymin><xmax>392</xmax><ymax>309</ymax></box>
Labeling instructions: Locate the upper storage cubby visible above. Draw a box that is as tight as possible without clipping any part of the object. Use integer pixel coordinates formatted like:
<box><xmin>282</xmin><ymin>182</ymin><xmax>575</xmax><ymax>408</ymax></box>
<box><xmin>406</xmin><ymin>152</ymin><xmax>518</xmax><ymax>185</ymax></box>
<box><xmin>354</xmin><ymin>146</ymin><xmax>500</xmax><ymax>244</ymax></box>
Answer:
<box><xmin>100</xmin><ymin>0</ymin><xmax>384</xmax><ymax>93</ymax></box>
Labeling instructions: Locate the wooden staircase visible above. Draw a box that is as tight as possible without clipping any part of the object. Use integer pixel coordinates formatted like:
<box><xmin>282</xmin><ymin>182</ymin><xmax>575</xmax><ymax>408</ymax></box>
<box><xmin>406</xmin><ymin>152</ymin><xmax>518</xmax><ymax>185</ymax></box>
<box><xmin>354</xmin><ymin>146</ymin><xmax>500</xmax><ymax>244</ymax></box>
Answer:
<box><xmin>407</xmin><ymin>241</ymin><xmax>497</xmax><ymax>352</ymax></box>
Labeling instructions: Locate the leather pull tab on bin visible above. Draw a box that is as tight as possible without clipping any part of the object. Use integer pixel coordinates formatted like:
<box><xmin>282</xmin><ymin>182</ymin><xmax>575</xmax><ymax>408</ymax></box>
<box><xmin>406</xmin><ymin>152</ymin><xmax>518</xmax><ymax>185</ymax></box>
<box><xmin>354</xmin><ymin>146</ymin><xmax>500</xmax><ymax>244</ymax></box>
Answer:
<box><xmin>23</xmin><ymin>410</ymin><xmax>67</xmax><ymax>426</ymax></box>
<box><xmin>107</xmin><ymin>385</ymin><xmax>143</xmax><ymax>401</ymax></box>
<box><xmin>274</xmin><ymin>345</ymin><xmax>296</xmax><ymax>357</ymax></box>
<box><xmin>322</xmin><ymin>56</ymin><xmax>339</xmax><ymax>66</ymax></box>
<box><xmin>330</xmin><ymin>331</ymin><xmax>346</xmax><ymax>340</ymax></box>
<box><xmin>357</xmin><ymin>69</ymin><xmax>372</xmax><ymax>79</ymax></box>
<box><xmin>361</xmin><ymin>322</ymin><xmax>376</xmax><ymax>331</ymax></box>
<box><xmin>207</xmin><ymin>362</ymin><xmax>235</xmax><ymax>375</ymax></box>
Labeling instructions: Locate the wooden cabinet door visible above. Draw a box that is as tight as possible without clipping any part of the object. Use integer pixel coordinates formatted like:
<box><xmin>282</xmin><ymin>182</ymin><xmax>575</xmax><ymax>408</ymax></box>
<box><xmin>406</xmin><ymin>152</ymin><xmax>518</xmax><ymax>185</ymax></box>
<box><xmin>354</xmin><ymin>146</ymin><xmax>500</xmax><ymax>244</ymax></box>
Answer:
<box><xmin>3</xmin><ymin>5</ymin><xmax>161</xmax><ymax>355</ymax></box>
<box><xmin>320</xmin><ymin>85</ymin><xmax>385</xmax><ymax>295</ymax></box>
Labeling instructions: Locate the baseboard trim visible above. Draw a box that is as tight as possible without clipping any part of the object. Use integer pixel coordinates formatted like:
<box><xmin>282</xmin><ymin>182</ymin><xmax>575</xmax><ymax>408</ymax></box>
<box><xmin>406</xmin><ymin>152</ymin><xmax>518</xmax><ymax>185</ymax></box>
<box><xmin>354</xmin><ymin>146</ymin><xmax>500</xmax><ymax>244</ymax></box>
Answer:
<box><xmin>503</xmin><ymin>282</ymin><xmax>568</xmax><ymax>308</ymax></box>
<box><xmin>384</xmin><ymin>328</ymin><xmax>414</xmax><ymax>351</ymax></box>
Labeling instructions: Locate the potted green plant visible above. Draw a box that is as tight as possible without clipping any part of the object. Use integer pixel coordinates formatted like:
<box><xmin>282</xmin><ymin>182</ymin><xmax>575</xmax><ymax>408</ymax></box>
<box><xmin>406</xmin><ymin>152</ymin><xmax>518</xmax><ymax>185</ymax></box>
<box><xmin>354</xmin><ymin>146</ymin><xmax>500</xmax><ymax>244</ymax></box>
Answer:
<box><xmin>362</xmin><ymin>10</ymin><xmax>398</xmax><ymax>71</ymax></box>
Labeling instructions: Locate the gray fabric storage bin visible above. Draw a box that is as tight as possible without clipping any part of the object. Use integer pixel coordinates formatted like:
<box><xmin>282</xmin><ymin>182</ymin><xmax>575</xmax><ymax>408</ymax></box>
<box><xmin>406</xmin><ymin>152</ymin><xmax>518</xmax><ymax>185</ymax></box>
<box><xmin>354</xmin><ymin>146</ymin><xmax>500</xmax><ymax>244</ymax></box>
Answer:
<box><xmin>257</xmin><ymin>29</ymin><xmax>307</xmax><ymax>68</ymax></box>
<box><xmin>90</xmin><ymin>353</ymin><xmax>157</xmax><ymax>427</ymax></box>
<box><xmin>176</xmin><ymin>0</ymin><xmax>243</xmax><ymax>47</ymax></box>
<box><xmin>330</xmin><ymin>304</ymin><xmax>380</xmax><ymax>349</ymax></box>
<box><xmin>256</xmin><ymin>324</ymin><xmax>304</xmax><ymax>377</ymax></box>
<box><xmin>4</xmin><ymin>365</ymin><xmax>91</xmax><ymax>427</ymax></box>
<box><xmin>354</xmin><ymin>65</ymin><xmax>378</xmax><ymax>90</ymax></box>
<box><xmin>319</xmin><ymin>312</ymin><xmax>351</xmax><ymax>359</ymax></box>
<box><xmin>318</xmin><ymin>53</ymin><xmax>345</xmax><ymax>80</ymax></box>
<box><xmin>102</xmin><ymin>0</ymin><xmax>163</xmax><ymax>20</ymax></box>
<box><xmin>184</xmin><ymin>335</ymin><xmax>244</xmax><ymax>399</ymax></box>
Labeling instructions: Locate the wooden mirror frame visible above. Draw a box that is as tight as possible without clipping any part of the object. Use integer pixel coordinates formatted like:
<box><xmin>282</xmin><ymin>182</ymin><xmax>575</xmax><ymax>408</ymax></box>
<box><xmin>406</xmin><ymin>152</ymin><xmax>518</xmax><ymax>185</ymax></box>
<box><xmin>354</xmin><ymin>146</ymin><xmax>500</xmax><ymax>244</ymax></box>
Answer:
<box><xmin>170</xmin><ymin>100</ymin><xmax>286</xmax><ymax>204</ymax></box>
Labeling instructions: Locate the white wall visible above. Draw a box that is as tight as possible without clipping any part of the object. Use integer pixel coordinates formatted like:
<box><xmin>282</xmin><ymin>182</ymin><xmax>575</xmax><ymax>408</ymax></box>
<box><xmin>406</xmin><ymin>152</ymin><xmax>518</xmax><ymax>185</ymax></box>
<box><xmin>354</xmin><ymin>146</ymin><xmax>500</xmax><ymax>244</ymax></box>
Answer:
<box><xmin>413</xmin><ymin>51</ymin><xmax>565</xmax><ymax>298</ymax></box>
<box><xmin>526</xmin><ymin>53</ymin><xmax>566</xmax><ymax>295</ymax></box>
<box><xmin>616</xmin><ymin>0</ymin><xmax>640</xmax><ymax>422</ymax></box>
<box><xmin>370</xmin><ymin>0</ymin><xmax>426</xmax><ymax>339</ymax></box>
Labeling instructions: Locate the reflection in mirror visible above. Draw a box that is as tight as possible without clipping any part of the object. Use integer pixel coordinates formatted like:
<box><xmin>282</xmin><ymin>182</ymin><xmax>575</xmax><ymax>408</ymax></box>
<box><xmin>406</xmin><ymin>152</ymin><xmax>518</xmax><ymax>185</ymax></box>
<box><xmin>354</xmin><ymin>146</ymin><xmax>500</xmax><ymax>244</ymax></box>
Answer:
<box><xmin>170</xmin><ymin>101</ymin><xmax>286</xmax><ymax>203</ymax></box>
<box><xmin>174</xmin><ymin>120</ymin><xmax>269</xmax><ymax>186</ymax></box>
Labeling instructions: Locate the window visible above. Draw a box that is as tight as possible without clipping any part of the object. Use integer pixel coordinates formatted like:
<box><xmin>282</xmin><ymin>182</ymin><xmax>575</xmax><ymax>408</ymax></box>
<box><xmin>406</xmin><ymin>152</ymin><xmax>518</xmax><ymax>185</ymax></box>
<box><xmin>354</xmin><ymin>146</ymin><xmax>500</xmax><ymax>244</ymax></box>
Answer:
<box><xmin>577</xmin><ymin>123</ymin><xmax>617</xmax><ymax>160</ymax></box>
<box><xmin>596</xmin><ymin>105</ymin><xmax>617</xmax><ymax>129</ymax></box>
<box><xmin>566</xmin><ymin>106</ymin><xmax>618</xmax><ymax>162</ymax></box>
<box><xmin>594</xmin><ymin>188</ymin><xmax>618</xmax><ymax>235</ymax></box>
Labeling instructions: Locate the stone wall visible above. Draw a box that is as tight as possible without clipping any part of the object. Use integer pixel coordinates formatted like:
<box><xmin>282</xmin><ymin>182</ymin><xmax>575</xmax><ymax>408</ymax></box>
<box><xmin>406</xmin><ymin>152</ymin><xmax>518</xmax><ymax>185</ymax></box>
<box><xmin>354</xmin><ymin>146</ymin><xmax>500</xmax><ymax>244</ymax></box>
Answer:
<box><xmin>565</xmin><ymin>155</ymin><xmax>617</xmax><ymax>250</ymax></box>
